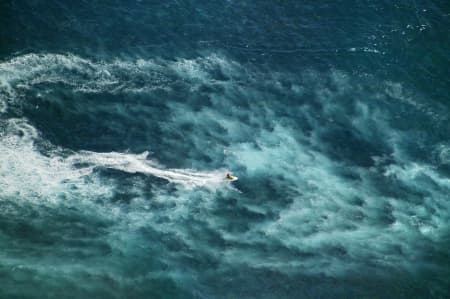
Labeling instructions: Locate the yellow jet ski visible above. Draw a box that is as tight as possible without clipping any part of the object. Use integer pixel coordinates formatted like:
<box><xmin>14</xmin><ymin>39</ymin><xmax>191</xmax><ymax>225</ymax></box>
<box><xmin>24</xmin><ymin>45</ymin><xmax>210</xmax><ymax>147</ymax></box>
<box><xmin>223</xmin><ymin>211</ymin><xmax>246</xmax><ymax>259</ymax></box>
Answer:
<box><xmin>226</xmin><ymin>173</ymin><xmax>238</xmax><ymax>181</ymax></box>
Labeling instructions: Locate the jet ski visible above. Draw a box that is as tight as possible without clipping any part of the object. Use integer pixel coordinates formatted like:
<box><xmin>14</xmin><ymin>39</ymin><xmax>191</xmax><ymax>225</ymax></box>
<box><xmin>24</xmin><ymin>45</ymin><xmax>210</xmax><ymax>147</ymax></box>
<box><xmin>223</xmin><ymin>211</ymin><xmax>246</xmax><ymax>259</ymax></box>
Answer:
<box><xmin>225</xmin><ymin>173</ymin><xmax>238</xmax><ymax>181</ymax></box>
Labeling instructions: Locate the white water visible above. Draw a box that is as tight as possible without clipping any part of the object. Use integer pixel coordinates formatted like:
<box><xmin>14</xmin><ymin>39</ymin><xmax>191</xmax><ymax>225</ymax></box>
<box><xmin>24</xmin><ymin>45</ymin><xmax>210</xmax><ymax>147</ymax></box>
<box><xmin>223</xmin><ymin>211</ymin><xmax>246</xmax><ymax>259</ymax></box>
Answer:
<box><xmin>0</xmin><ymin>52</ymin><xmax>448</xmax><ymax>283</ymax></box>
<box><xmin>68</xmin><ymin>150</ymin><xmax>228</xmax><ymax>189</ymax></box>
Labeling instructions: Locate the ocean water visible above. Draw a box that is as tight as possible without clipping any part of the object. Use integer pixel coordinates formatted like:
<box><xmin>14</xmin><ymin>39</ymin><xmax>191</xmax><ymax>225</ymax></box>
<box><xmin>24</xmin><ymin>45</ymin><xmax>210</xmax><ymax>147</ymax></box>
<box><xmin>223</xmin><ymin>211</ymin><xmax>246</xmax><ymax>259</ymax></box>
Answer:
<box><xmin>0</xmin><ymin>1</ymin><xmax>449</xmax><ymax>298</ymax></box>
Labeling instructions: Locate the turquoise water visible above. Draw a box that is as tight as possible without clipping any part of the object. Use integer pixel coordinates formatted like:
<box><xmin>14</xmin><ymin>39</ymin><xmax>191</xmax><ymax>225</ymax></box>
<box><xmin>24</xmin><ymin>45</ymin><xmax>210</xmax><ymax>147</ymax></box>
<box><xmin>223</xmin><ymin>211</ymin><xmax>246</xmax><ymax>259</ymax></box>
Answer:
<box><xmin>0</xmin><ymin>1</ymin><xmax>449</xmax><ymax>298</ymax></box>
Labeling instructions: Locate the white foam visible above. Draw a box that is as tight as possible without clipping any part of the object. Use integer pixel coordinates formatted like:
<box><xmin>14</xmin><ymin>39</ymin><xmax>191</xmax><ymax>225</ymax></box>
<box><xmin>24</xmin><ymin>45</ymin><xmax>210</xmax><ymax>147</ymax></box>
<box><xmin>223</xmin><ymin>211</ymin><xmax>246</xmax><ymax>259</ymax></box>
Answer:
<box><xmin>1</xmin><ymin>52</ymin><xmax>448</xmax><ymax>278</ymax></box>
<box><xmin>0</xmin><ymin>53</ymin><xmax>241</xmax><ymax>101</ymax></box>
<box><xmin>0</xmin><ymin>119</ymin><xmax>109</xmax><ymax>202</ymax></box>
<box><xmin>169</xmin><ymin>53</ymin><xmax>240</xmax><ymax>82</ymax></box>
<box><xmin>161</xmin><ymin>68</ymin><xmax>450</xmax><ymax>275</ymax></box>
<box><xmin>435</xmin><ymin>144</ymin><xmax>450</xmax><ymax>165</ymax></box>
<box><xmin>67</xmin><ymin>150</ymin><xmax>228</xmax><ymax>189</ymax></box>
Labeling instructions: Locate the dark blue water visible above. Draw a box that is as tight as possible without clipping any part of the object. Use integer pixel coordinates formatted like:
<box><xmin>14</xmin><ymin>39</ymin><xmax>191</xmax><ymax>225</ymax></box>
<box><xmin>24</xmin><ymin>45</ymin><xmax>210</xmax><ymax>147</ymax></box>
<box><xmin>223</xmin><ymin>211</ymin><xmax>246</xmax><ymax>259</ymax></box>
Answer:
<box><xmin>1</xmin><ymin>1</ymin><xmax>449</xmax><ymax>298</ymax></box>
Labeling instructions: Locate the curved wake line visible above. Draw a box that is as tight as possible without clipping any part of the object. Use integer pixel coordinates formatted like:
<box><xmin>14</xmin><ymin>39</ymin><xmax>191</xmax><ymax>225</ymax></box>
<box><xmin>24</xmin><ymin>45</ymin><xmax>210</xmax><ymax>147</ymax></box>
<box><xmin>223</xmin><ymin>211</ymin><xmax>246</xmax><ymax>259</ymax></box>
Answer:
<box><xmin>68</xmin><ymin>151</ymin><xmax>228</xmax><ymax>189</ymax></box>
<box><xmin>0</xmin><ymin>119</ymin><xmax>231</xmax><ymax>198</ymax></box>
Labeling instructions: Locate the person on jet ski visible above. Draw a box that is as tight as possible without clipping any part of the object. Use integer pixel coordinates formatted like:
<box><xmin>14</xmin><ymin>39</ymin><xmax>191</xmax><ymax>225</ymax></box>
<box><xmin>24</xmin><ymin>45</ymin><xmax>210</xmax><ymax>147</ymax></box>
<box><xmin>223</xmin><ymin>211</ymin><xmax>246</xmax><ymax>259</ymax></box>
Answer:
<box><xmin>226</xmin><ymin>173</ymin><xmax>233</xmax><ymax>180</ymax></box>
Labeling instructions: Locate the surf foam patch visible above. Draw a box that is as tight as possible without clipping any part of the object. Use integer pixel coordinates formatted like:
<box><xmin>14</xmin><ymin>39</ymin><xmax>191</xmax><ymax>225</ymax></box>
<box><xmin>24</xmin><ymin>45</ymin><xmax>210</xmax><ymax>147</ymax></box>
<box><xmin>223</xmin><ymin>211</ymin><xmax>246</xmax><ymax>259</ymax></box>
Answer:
<box><xmin>156</xmin><ymin>67</ymin><xmax>450</xmax><ymax>276</ymax></box>
<box><xmin>0</xmin><ymin>118</ymin><xmax>111</xmax><ymax>203</ymax></box>
<box><xmin>0</xmin><ymin>53</ymin><xmax>242</xmax><ymax>100</ymax></box>
<box><xmin>219</xmin><ymin>120</ymin><xmax>450</xmax><ymax>275</ymax></box>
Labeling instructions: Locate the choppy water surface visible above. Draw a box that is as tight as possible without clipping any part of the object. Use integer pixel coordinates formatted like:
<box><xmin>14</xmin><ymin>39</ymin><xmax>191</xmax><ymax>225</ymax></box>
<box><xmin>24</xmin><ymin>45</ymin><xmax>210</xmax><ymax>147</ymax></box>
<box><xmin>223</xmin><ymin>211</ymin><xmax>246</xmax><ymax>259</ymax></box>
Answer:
<box><xmin>1</xmin><ymin>1</ymin><xmax>449</xmax><ymax>298</ymax></box>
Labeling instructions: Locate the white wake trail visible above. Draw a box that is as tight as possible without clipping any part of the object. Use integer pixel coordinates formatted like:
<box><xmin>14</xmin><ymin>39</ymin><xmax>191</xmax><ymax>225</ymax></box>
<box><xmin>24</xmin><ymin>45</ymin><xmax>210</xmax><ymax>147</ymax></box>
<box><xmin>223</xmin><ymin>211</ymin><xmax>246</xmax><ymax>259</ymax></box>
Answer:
<box><xmin>68</xmin><ymin>151</ymin><xmax>227</xmax><ymax>189</ymax></box>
